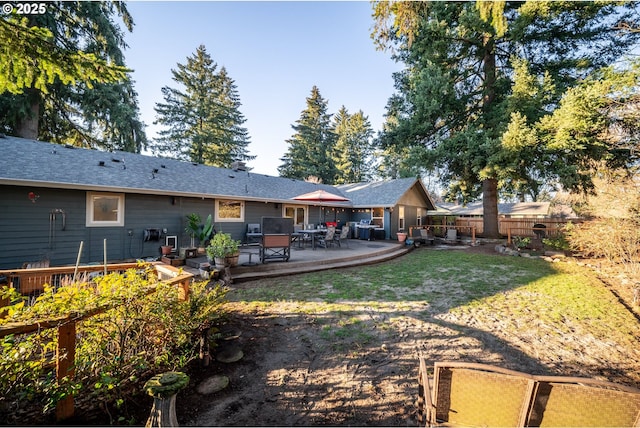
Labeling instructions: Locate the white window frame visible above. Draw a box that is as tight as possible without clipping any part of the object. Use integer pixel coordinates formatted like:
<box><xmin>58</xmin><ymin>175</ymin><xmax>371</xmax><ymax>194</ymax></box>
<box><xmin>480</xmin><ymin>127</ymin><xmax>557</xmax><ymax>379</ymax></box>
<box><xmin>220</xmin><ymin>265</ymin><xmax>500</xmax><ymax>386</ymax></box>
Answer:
<box><xmin>398</xmin><ymin>205</ymin><xmax>405</xmax><ymax>230</ymax></box>
<box><xmin>371</xmin><ymin>207</ymin><xmax>384</xmax><ymax>228</ymax></box>
<box><xmin>86</xmin><ymin>192</ymin><xmax>125</xmax><ymax>227</ymax></box>
<box><xmin>215</xmin><ymin>199</ymin><xmax>245</xmax><ymax>222</ymax></box>
<box><xmin>417</xmin><ymin>207</ymin><xmax>424</xmax><ymax>226</ymax></box>
<box><xmin>284</xmin><ymin>205</ymin><xmax>307</xmax><ymax>228</ymax></box>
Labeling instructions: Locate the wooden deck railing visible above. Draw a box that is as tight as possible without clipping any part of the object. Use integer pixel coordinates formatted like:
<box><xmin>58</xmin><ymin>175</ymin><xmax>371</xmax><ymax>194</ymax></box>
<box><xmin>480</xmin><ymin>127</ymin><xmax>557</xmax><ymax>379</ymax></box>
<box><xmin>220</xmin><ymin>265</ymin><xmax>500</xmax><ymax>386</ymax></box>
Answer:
<box><xmin>0</xmin><ymin>262</ymin><xmax>193</xmax><ymax>421</ymax></box>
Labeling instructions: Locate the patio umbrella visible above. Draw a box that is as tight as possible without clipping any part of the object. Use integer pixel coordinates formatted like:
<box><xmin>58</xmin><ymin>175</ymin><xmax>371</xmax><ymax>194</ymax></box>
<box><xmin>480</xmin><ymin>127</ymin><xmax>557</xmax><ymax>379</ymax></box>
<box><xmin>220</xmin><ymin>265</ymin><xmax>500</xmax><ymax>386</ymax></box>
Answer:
<box><xmin>291</xmin><ymin>189</ymin><xmax>350</xmax><ymax>202</ymax></box>
<box><xmin>292</xmin><ymin>190</ymin><xmax>350</xmax><ymax>224</ymax></box>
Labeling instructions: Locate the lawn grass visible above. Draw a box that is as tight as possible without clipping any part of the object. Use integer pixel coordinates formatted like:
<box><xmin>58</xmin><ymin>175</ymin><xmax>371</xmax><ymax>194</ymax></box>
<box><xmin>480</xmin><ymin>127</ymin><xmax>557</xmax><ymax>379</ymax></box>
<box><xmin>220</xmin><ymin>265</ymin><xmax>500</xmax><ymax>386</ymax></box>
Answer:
<box><xmin>231</xmin><ymin>250</ymin><xmax>556</xmax><ymax>306</ymax></box>
<box><xmin>229</xmin><ymin>250</ymin><xmax>640</xmax><ymax>360</ymax></box>
<box><xmin>228</xmin><ymin>248</ymin><xmax>640</xmax><ymax>384</ymax></box>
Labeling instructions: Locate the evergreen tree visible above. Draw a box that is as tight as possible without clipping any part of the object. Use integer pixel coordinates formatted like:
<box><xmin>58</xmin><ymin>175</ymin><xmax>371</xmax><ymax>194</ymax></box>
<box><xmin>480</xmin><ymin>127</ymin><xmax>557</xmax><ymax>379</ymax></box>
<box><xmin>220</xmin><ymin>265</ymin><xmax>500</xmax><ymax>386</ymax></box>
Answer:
<box><xmin>278</xmin><ymin>86</ymin><xmax>336</xmax><ymax>183</ymax></box>
<box><xmin>151</xmin><ymin>45</ymin><xmax>254</xmax><ymax>167</ymax></box>
<box><xmin>332</xmin><ymin>107</ymin><xmax>374</xmax><ymax>184</ymax></box>
<box><xmin>0</xmin><ymin>1</ymin><xmax>146</xmax><ymax>152</ymax></box>
<box><xmin>372</xmin><ymin>1</ymin><xmax>640</xmax><ymax>237</ymax></box>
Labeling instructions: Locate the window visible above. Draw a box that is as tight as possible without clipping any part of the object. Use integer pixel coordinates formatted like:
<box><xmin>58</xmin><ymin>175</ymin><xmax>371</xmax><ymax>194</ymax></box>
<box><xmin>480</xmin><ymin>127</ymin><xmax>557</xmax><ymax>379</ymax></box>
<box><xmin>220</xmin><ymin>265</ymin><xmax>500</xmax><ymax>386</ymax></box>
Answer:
<box><xmin>371</xmin><ymin>207</ymin><xmax>384</xmax><ymax>228</ymax></box>
<box><xmin>216</xmin><ymin>199</ymin><xmax>244</xmax><ymax>222</ymax></box>
<box><xmin>86</xmin><ymin>192</ymin><xmax>124</xmax><ymax>227</ymax></box>
<box><xmin>398</xmin><ymin>205</ymin><xmax>405</xmax><ymax>230</ymax></box>
<box><xmin>284</xmin><ymin>205</ymin><xmax>307</xmax><ymax>229</ymax></box>
<box><xmin>417</xmin><ymin>207</ymin><xmax>424</xmax><ymax>226</ymax></box>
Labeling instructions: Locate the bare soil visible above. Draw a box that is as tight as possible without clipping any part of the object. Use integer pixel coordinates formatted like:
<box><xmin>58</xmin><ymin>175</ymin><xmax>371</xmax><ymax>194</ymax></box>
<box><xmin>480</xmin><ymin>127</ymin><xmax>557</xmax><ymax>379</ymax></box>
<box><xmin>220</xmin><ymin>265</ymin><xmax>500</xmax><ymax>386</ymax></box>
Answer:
<box><xmin>169</xmin><ymin>244</ymin><xmax>640</xmax><ymax>427</ymax></box>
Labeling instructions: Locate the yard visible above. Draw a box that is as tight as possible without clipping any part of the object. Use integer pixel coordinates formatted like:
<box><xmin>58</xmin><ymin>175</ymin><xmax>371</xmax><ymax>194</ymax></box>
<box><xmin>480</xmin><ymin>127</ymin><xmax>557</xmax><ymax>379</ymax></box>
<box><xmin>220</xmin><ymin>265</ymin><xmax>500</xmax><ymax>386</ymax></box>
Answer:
<box><xmin>173</xmin><ymin>245</ymin><xmax>640</xmax><ymax>426</ymax></box>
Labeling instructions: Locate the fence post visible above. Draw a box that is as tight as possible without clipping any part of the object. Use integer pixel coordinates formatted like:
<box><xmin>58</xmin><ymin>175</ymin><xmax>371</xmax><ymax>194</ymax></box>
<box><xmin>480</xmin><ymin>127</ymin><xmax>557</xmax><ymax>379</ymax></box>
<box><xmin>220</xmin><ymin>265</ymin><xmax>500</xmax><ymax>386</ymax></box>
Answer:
<box><xmin>178</xmin><ymin>279</ymin><xmax>190</xmax><ymax>301</ymax></box>
<box><xmin>56</xmin><ymin>320</ymin><xmax>76</xmax><ymax>421</ymax></box>
<box><xmin>507</xmin><ymin>228</ymin><xmax>512</xmax><ymax>245</ymax></box>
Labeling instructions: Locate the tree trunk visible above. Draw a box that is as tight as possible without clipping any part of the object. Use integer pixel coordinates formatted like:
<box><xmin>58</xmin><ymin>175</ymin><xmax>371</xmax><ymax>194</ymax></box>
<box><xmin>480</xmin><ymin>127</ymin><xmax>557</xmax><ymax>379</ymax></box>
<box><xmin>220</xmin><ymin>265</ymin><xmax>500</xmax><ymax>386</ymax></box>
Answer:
<box><xmin>15</xmin><ymin>88</ymin><xmax>40</xmax><ymax>140</ymax></box>
<box><xmin>480</xmin><ymin>34</ymin><xmax>500</xmax><ymax>239</ymax></box>
<box><xmin>482</xmin><ymin>178</ymin><xmax>500</xmax><ymax>238</ymax></box>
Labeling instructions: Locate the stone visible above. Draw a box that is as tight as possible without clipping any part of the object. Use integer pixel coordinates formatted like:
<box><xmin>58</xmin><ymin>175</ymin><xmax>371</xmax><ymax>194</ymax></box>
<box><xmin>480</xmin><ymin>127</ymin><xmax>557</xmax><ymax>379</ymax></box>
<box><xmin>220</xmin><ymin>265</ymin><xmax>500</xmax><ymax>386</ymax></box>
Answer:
<box><xmin>196</xmin><ymin>375</ymin><xmax>230</xmax><ymax>395</ymax></box>
<box><xmin>544</xmin><ymin>250</ymin><xmax>566</xmax><ymax>258</ymax></box>
<box><xmin>216</xmin><ymin>346</ymin><xmax>244</xmax><ymax>363</ymax></box>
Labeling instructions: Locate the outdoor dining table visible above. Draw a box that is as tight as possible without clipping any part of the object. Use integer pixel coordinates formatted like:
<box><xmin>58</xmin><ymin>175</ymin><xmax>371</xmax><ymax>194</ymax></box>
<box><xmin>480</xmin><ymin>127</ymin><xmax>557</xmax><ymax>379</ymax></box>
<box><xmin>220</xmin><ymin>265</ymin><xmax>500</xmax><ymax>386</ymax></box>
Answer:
<box><xmin>297</xmin><ymin>229</ymin><xmax>327</xmax><ymax>250</ymax></box>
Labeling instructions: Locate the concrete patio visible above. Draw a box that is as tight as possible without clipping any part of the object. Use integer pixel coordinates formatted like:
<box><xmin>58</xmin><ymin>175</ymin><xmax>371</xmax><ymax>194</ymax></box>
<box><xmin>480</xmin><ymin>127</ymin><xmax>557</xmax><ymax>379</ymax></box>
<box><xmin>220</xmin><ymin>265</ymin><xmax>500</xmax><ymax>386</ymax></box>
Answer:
<box><xmin>181</xmin><ymin>238</ymin><xmax>412</xmax><ymax>282</ymax></box>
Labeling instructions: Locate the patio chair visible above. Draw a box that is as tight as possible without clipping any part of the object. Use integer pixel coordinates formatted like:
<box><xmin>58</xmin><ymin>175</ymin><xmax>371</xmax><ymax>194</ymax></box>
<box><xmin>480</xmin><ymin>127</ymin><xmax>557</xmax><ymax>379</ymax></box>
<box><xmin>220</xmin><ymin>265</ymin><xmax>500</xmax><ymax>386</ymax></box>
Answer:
<box><xmin>245</xmin><ymin>223</ymin><xmax>262</xmax><ymax>245</ymax></box>
<box><xmin>444</xmin><ymin>228</ymin><xmax>457</xmax><ymax>244</ymax></box>
<box><xmin>527</xmin><ymin>375</ymin><xmax>640</xmax><ymax>427</ymax></box>
<box><xmin>316</xmin><ymin>227</ymin><xmax>336</xmax><ymax>249</ymax></box>
<box><xmin>333</xmin><ymin>225</ymin><xmax>349</xmax><ymax>247</ymax></box>
<box><xmin>418</xmin><ymin>359</ymin><xmax>640</xmax><ymax>428</ymax></box>
<box><xmin>418</xmin><ymin>359</ymin><xmax>535</xmax><ymax>427</ymax></box>
<box><xmin>413</xmin><ymin>228</ymin><xmax>435</xmax><ymax>247</ymax></box>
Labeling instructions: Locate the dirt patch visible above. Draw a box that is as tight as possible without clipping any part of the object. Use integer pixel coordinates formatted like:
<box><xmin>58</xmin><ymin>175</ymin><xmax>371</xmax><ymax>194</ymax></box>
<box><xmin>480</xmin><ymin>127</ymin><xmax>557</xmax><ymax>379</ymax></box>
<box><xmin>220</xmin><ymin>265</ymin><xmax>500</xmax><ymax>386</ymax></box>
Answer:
<box><xmin>118</xmin><ymin>244</ymin><xmax>635</xmax><ymax>427</ymax></box>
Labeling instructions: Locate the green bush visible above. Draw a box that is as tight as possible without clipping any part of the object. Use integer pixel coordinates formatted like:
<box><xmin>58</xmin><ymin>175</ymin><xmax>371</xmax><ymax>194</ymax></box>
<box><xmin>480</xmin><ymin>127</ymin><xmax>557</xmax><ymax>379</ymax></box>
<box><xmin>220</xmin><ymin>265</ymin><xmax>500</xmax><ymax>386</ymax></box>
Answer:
<box><xmin>0</xmin><ymin>264</ymin><xmax>228</xmax><ymax>424</ymax></box>
<box><xmin>542</xmin><ymin>235</ymin><xmax>571</xmax><ymax>251</ymax></box>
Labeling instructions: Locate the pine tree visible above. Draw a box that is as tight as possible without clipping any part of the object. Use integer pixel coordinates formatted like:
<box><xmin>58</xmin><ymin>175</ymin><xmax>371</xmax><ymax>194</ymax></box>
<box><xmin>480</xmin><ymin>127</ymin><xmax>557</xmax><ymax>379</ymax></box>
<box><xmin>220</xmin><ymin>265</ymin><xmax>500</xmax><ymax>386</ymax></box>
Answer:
<box><xmin>0</xmin><ymin>1</ymin><xmax>146</xmax><ymax>152</ymax></box>
<box><xmin>332</xmin><ymin>107</ymin><xmax>374</xmax><ymax>184</ymax></box>
<box><xmin>278</xmin><ymin>86</ymin><xmax>337</xmax><ymax>183</ymax></box>
<box><xmin>151</xmin><ymin>45</ymin><xmax>254</xmax><ymax>167</ymax></box>
<box><xmin>372</xmin><ymin>1</ymin><xmax>640</xmax><ymax>237</ymax></box>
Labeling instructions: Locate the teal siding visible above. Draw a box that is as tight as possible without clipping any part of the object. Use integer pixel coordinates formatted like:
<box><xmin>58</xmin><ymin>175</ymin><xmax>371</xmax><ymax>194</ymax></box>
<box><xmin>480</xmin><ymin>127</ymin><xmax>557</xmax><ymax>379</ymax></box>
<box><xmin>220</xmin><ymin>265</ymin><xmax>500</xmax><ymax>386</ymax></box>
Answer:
<box><xmin>0</xmin><ymin>185</ymin><xmax>216</xmax><ymax>269</ymax></box>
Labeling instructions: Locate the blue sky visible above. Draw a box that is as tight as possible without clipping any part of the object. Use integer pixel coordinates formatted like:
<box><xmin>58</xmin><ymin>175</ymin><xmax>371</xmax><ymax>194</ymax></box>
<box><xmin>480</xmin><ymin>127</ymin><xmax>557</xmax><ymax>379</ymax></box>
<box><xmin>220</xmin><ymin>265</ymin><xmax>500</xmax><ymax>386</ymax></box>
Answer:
<box><xmin>123</xmin><ymin>1</ymin><xmax>402</xmax><ymax>176</ymax></box>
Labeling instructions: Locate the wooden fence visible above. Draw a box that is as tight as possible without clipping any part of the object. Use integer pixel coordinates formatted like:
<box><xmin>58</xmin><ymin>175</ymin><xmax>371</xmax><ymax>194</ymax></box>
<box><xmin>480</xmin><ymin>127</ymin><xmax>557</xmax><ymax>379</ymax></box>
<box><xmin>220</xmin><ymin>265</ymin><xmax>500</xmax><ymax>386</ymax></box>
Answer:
<box><xmin>0</xmin><ymin>262</ymin><xmax>193</xmax><ymax>421</ymax></box>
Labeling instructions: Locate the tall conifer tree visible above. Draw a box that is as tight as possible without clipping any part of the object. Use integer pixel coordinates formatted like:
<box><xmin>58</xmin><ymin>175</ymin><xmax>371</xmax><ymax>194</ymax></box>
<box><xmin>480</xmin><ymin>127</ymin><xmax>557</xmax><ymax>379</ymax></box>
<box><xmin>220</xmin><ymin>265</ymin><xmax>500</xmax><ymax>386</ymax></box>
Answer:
<box><xmin>372</xmin><ymin>1</ymin><xmax>640</xmax><ymax>237</ymax></box>
<box><xmin>152</xmin><ymin>45</ymin><xmax>253</xmax><ymax>167</ymax></box>
<box><xmin>0</xmin><ymin>1</ymin><xmax>146</xmax><ymax>152</ymax></box>
<box><xmin>278</xmin><ymin>86</ymin><xmax>336</xmax><ymax>183</ymax></box>
<box><xmin>332</xmin><ymin>106</ymin><xmax>374</xmax><ymax>184</ymax></box>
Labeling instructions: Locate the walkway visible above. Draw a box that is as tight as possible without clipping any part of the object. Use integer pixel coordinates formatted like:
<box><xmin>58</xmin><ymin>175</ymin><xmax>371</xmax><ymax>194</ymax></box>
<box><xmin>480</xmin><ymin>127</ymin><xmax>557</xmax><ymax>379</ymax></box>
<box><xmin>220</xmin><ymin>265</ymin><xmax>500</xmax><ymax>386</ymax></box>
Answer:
<box><xmin>182</xmin><ymin>238</ymin><xmax>411</xmax><ymax>282</ymax></box>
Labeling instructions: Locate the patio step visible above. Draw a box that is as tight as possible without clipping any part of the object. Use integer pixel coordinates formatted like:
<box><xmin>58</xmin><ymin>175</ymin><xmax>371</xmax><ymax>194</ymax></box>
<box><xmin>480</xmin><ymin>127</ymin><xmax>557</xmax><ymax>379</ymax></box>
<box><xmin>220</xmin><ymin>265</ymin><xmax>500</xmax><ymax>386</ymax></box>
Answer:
<box><xmin>230</xmin><ymin>244</ymin><xmax>412</xmax><ymax>283</ymax></box>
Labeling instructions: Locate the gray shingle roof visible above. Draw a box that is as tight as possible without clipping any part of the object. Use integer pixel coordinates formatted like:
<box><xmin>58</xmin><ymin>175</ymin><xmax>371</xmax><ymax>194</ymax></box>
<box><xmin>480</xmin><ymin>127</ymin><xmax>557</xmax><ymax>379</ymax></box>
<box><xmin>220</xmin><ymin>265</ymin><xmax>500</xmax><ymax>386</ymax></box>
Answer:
<box><xmin>336</xmin><ymin>178</ymin><xmax>426</xmax><ymax>207</ymax></box>
<box><xmin>1</xmin><ymin>136</ymin><xmax>429</xmax><ymax>208</ymax></box>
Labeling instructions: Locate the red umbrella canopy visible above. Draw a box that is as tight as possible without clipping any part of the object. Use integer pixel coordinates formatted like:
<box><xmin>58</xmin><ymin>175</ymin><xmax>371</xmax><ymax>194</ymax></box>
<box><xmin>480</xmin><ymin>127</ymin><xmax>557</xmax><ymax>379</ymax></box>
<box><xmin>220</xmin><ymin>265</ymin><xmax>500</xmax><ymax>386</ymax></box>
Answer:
<box><xmin>292</xmin><ymin>189</ymin><xmax>350</xmax><ymax>202</ymax></box>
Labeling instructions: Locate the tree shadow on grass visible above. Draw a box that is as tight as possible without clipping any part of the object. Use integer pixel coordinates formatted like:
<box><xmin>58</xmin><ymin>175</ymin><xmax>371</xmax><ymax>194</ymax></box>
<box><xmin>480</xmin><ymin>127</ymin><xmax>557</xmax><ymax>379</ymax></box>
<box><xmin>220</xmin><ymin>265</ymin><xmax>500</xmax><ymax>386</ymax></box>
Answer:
<box><xmin>181</xmin><ymin>250</ymin><xmax>640</xmax><ymax>426</ymax></box>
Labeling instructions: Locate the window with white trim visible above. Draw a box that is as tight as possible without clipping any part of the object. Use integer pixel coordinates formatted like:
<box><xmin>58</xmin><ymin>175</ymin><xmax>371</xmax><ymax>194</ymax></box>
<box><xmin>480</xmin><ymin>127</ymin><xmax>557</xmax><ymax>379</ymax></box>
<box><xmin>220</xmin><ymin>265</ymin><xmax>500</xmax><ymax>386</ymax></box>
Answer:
<box><xmin>216</xmin><ymin>199</ymin><xmax>244</xmax><ymax>222</ymax></box>
<box><xmin>284</xmin><ymin>205</ymin><xmax>307</xmax><ymax>229</ymax></box>
<box><xmin>417</xmin><ymin>207</ymin><xmax>424</xmax><ymax>226</ymax></box>
<box><xmin>398</xmin><ymin>205</ymin><xmax>405</xmax><ymax>230</ymax></box>
<box><xmin>86</xmin><ymin>192</ymin><xmax>124</xmax><ymax>227</ymax></box>
<box><xmin>371</xmin><ymin>207</ymin><xmax>384</xmax><ymax>228</ymax></box>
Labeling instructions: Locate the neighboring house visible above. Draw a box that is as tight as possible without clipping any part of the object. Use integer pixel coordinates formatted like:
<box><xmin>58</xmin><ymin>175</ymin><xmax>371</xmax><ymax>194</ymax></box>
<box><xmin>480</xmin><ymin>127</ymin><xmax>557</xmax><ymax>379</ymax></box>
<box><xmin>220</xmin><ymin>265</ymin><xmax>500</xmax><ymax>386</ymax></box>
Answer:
<box><xmin>0</xmin><ymin>136</ymin><xmax>434</xmax><ymax>268</ymax></box>
<box><xmin>438</xmin><ymin>201</ymin><xmax>578</xmax><ymax>219</ymax></box>
<box><xmin>439</xmin><ymin>201</ymin><xmax>552</xmax><ymax>218</ymax></box>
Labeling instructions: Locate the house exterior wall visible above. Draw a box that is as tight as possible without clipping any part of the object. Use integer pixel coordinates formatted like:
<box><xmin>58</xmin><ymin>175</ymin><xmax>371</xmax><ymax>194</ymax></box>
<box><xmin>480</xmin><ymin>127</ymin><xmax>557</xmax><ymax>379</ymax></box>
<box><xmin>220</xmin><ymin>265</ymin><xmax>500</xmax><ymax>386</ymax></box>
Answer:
<box><xmin>0</xmin><ymin>185</ymin><xmax>255</xmax><ymax>269</ymax></box>
<box><xmin>393</xmin><ymin>188</ymin><xmax>433</xmax><ymax>240</ymax></box>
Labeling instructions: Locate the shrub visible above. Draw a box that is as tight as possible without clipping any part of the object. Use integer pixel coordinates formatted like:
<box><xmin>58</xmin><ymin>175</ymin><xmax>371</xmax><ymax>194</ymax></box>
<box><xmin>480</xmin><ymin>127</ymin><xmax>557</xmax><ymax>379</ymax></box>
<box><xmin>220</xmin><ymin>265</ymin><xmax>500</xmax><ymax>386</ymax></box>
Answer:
<box><xmin>0</xmin><ymin>264</ymin><xmax>228</xmax><ymax>424</ymax></box>
<box><xmin>566</xmin><ymin>218</ymin><xmax>640</xmax><ymax>304</ymax></box>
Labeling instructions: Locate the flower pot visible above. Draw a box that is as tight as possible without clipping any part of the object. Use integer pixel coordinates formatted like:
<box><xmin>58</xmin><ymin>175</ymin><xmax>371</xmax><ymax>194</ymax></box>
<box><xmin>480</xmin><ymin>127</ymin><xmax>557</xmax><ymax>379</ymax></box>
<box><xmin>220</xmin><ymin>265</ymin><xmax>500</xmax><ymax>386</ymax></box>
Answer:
<box><xmin>214</xmin><ymin>257</ymin><xmax>227</xmax><ymax>269</ymax></box>
<box><xmin>397</xmin><ymin>232</ymin><xmax>407</xmax><ymax>243</ymax></box>
<box><xmin>161</xmin><ymin>255</ymin><xmax>185</xmax><ymax>266</ymax></box>
<box><xmin>161</xmin><ymin>245</ymin><xmax>173</xmax><ymax>255</ymax></box>
<box><xmin>225</xmin><ymin>252</ymin><xmax>240</xmax><ymax>267</ymax></box>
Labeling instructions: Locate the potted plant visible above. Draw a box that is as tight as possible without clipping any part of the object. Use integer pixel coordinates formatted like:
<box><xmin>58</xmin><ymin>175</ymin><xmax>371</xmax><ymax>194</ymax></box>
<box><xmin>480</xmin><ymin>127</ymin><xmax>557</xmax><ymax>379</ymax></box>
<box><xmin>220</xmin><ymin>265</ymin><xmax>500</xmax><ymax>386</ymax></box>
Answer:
<box><xmin>185</xmin><ymin>213</ymin><xmax>215</xmax><ymax>252</ymax></box>
<box><xmin>185</xmin><ymin>213</ymin><xmax>201</xmax><ymax>248</ymax></box>
<box><xmin>206</xmin><ymin>233</ymin><xmax>240</xmax><ymax>268</ymax></box>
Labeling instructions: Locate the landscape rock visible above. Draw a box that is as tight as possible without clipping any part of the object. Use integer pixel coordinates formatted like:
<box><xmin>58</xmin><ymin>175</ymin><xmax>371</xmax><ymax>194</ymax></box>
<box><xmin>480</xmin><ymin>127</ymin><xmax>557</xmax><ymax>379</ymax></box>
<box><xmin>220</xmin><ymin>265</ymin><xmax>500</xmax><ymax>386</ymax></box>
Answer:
<box><xmin>216</xmin><ymin>346</ymin><xmax>244</xmax><ymax>363</ymax></box>
<box><xmin>196</xmin><ymin>375</ymin><xmax>229</xmax><ymax>395</ymax></box>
